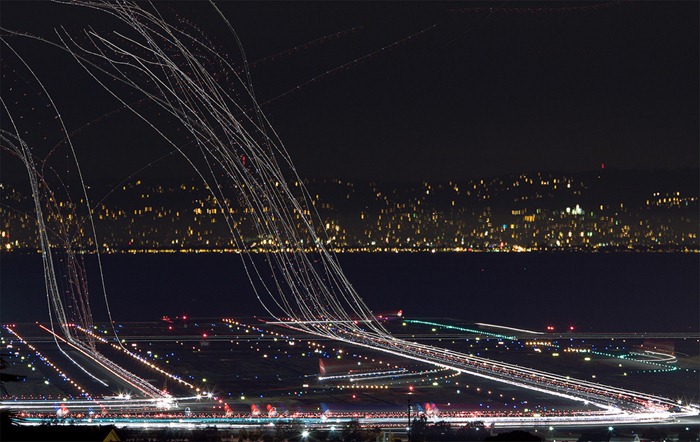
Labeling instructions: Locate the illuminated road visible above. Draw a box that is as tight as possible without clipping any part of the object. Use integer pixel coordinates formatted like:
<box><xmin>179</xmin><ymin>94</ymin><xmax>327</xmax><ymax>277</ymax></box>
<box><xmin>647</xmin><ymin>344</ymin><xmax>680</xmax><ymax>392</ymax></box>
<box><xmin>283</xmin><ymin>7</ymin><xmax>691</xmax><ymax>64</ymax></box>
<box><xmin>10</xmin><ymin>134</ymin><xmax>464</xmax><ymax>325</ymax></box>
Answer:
<box><xmin>13</xmin><ymin>410</ymin><xmax>700</xmax><ymax>430</ymax></box>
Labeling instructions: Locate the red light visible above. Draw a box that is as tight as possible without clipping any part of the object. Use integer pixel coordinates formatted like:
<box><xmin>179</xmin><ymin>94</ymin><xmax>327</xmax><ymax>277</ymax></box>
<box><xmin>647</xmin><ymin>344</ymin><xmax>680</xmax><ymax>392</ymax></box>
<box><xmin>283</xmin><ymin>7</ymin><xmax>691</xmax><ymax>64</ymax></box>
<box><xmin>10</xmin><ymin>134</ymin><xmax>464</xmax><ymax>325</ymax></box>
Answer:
<box><xmin>202</xmin><ymin>333</ymin><xmax>207</xmax><ymax>338</ymax></box>
<box><xmin>569</xmin><ymin>326</ymin><xmax>575</xmax><ymax>331</ymax></box>
<box><xmin>182</xmin><ymin>316</ymin><xmax>187</xmax><ymax>320</ymax></box>
<box><xmin>352</xmin><ymin>395</ymin><xmax>356</xmax><ymax>399</ymax></box>
<box><xmin>168</xmin><ymin>326</ymin><xmax>172</xmax><ymax>330</ymax></box>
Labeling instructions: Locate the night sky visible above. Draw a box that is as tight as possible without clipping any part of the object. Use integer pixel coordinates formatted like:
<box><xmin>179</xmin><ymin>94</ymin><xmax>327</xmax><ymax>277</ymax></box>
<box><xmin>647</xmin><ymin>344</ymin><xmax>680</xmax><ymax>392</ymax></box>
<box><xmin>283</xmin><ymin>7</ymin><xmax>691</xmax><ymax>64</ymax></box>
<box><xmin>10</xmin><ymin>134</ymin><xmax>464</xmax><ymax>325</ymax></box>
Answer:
<box><xmin>1</xmin><ymin>1</ymin><xmax>698</xmax><ymax>183</ymax></box>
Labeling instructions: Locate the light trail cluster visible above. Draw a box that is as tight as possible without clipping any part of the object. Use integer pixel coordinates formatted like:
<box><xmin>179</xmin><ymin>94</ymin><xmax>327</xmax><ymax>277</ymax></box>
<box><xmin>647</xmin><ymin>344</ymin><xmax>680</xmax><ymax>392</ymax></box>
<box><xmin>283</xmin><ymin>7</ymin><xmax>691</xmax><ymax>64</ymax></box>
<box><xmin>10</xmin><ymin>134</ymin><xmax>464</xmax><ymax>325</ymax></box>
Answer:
<box><xmin>50</xmin><ymin>0</ymin><xmax>390</xmax><ymax>340</ymax></box>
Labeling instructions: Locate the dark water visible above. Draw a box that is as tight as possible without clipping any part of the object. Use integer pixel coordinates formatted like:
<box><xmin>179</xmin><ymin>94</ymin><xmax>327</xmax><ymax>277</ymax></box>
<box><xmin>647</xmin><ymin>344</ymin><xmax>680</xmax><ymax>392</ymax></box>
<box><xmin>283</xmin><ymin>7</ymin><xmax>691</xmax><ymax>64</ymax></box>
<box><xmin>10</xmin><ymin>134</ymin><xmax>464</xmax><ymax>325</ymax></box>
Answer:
<box><xmin>1</xmin><ymin>253</ymin><xmax>698</xmax><ymax>332</ymax></box>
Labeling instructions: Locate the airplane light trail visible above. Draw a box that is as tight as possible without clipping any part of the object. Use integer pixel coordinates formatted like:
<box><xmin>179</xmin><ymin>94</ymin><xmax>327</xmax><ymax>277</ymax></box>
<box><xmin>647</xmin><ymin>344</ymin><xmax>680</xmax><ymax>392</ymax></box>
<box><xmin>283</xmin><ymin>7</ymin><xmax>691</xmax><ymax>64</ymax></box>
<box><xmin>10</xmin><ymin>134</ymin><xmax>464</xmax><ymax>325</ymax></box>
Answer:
<box><xmin>475</xmin><ymin>323</ymin><xmax>545</xmax><ymax>335</ymax></box>
<box><xmin>285</xmin><ymin>324</ymin><xmax>698</xmax><ymax>416</ymax></box>
<box><xmin>72</xmin><ymin>325</ymin><xmax>197</xmax><ymax>390</ymax></box>
<box><xmin>37</xmin><ymin>324</ymin><xmax>165</xmax><ymax>399</ymax></box>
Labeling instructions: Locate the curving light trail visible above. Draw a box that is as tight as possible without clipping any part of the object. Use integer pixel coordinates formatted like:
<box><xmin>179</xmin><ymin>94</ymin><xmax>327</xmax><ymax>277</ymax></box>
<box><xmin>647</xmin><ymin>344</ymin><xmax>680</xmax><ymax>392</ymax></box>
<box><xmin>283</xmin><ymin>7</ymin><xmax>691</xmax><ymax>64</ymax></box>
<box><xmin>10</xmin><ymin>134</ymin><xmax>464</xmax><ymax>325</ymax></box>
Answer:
<box><xmin>49</xmin><ymin>0</ymin><xmax>695</xmax><ymax>419</ymax></box>
<box><xmin>0</xmin><ymin>39</ymin><xmax>169</xmax><ymax>401</ymax></box>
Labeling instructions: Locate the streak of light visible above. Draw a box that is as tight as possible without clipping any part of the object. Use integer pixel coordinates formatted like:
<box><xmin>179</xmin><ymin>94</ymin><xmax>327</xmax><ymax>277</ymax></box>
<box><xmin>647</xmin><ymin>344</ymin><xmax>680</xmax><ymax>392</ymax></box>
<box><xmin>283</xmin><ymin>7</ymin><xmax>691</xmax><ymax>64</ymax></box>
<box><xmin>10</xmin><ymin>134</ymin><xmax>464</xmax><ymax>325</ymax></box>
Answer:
<box><xmin>475</xmin><ymin>323</ymin><xmax>544</xmax><ymax>335</ymax></box>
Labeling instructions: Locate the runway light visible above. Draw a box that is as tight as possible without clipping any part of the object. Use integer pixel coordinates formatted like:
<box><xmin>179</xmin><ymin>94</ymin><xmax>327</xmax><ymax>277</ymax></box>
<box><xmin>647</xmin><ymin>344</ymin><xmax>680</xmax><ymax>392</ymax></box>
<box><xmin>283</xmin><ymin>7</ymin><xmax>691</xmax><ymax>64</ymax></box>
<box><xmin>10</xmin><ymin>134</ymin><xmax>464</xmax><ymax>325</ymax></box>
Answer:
<box><xmin>301</xmin><ymin>430</ymin><xmax>309</xmax><ymax>438</ymax></box>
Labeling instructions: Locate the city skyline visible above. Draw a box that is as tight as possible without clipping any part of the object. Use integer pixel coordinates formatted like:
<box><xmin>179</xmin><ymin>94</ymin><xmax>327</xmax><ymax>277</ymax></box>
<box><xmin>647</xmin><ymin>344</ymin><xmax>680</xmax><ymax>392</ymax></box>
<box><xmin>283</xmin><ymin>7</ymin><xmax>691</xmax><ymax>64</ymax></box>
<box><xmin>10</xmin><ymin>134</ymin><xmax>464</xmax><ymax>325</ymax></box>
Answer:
<box><xmin>2</xmin><ymin>169</ymin><xmax>697</xmax><ymax>253</ymax></box>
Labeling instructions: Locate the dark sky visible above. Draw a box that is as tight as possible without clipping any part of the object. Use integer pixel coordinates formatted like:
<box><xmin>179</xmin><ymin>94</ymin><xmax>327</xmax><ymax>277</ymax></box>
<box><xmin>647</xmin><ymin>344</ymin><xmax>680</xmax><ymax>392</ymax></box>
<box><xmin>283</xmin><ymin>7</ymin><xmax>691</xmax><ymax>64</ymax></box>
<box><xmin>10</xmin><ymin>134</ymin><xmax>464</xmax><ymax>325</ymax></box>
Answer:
<box><xmin>1</xmin><ymin>1</ymin><xmax>698</xmax><ymax>183</ymax></box>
